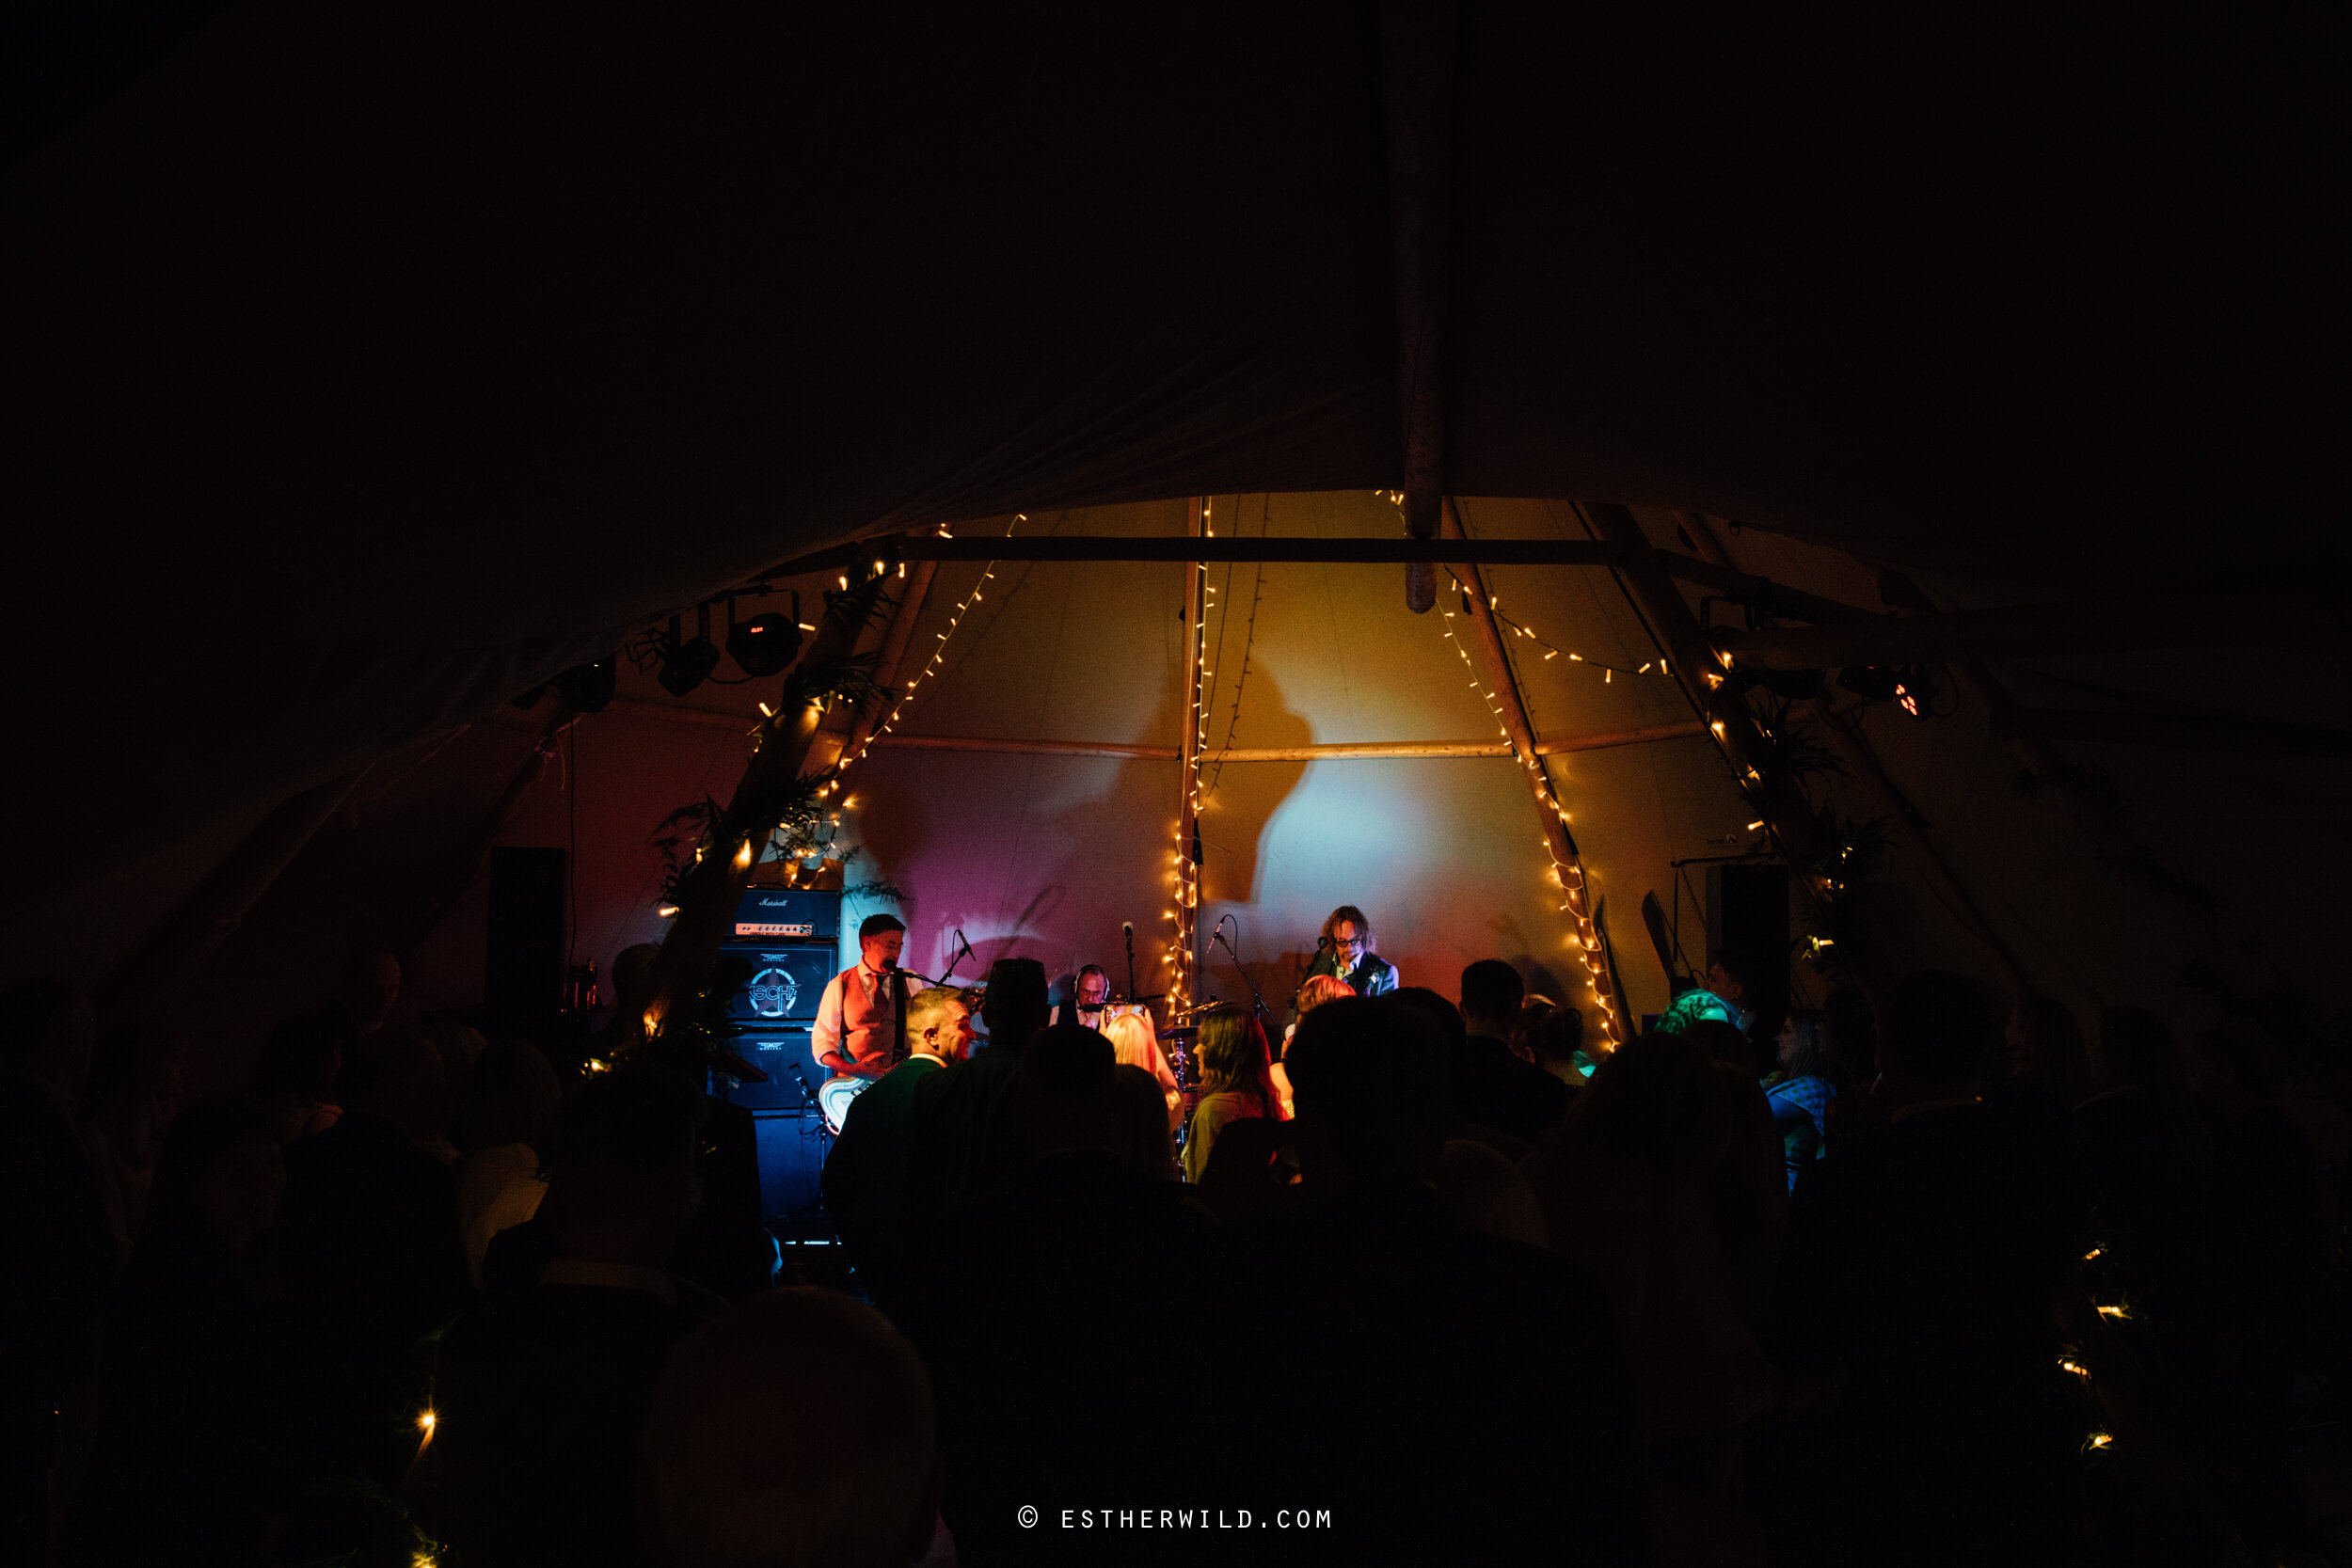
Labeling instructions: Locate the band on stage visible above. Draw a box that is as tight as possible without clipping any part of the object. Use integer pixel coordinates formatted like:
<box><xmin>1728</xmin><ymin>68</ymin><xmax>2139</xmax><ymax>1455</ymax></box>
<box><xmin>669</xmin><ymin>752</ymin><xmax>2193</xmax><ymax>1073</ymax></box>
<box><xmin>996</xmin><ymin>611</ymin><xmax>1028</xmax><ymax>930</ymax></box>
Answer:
<box><xmin>807</xmin><ymin>905</ymin><xmax>1396</xmax><ymax>1142</ymax></box>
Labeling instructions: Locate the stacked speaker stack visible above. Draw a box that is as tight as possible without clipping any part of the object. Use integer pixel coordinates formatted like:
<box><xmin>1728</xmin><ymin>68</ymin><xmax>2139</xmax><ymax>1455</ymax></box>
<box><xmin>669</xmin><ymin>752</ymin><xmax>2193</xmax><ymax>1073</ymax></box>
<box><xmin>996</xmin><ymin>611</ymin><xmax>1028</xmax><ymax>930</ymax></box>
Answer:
<box><xmin>716</xmin><ymin>886</ymin><xmax>842</xmax><ymax>1227</ymax></box>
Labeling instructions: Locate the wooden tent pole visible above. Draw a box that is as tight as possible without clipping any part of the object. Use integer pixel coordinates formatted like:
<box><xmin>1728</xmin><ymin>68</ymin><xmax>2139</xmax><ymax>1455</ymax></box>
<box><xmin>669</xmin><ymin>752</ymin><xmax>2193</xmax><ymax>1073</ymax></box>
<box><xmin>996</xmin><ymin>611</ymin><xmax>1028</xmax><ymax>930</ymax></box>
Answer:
<box><xmin>1672</xmin><ymin>511</ymin><xmax>1738</xmax><ymax>571</ymax></box>
<box><xmin>1172</xmin><ymin>499</ymin><xmax>1208</xmax><ymax>1008</ymax></box>
<box><xmin>1440</xmin><ymin>499</ymin><xmax>1626</xmax><ymax>1043</ymax></box>
<box><xmin>1806</xmin><ymin>699</ymin><xmax>2036</xmax><ymax>994</ymax></box>
<box><xmin>1378</xmin><ymin>0</ymin><xmax>1458</xmax><ymax>612</ymax></box>
<box><xmin>824</xmin><ymin>558</ymin><xmax>941</xmax><ymax>788</ymax></box>
<box><xmin>100</xmin><ymin>768</ymin><xmax>366</xmax><ymax>1021</ymax></box>
<box><xmin>858</xmin><ymin>722</ymin><xmax>1708</xmax><ymax>763</ymax></box>
<box><xmin>1680</xmin><ymin>512</ymin><xmax>2034</xmax><ymax>993</ymax></box>
<box><xmin>1577</xmin><ymin>503</ymin><xmax>1872</xmax><ymax>987</ymax></box>
<box><xmin>641</xmin><ymin>581</ymin><xmax>882</xmax><ymax>1033</ymax></box>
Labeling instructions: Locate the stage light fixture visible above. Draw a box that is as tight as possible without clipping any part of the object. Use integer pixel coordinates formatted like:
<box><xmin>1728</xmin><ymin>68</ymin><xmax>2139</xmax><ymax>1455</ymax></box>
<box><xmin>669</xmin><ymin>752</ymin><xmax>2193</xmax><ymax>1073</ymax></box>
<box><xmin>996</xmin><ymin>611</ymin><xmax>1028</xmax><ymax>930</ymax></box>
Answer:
<box><xmin>1836</xmin><ymin>663</ymin><xmax>1939</xmax><ymax>717</ymax></box>
<box><xmin>553</xmin><ymin>659</ymin><xmax>615</xmax><ymax>713</ymax></box>
<box><xmin>727</xmin><ymin>594</ymin><xmax>803</xmax><ymax>676</ymax></box>
<box><xmin>657</xmin><ymin>612</ymin><xmax>721</xmax><ymax>697</ymax></box>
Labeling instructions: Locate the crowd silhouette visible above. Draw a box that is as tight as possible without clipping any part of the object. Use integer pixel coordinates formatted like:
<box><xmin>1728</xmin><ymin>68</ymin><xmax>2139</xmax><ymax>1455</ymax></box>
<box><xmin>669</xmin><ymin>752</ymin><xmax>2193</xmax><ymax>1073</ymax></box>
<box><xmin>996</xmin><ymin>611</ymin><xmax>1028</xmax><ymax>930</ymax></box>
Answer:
<box><xmin>2</xmin><ymin>939</ymin><xmax>2347</xmax><ymax>1566</ymax></box>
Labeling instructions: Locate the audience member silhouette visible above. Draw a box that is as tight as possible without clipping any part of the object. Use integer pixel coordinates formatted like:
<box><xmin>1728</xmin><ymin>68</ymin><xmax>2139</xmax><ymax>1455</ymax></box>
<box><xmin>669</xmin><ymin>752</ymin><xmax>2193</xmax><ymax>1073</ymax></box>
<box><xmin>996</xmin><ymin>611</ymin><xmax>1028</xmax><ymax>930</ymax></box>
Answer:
<box><xmin>2176</xmin><ymin>1021</ymin><xmax>2348</xmax><ymax>1545</ymax></box>
<box><xmin>0</xmin><ymin>978</ymin><xmax>112</xmax><ymax>1564</ymax></box>
<box><xmin>1429</xmin><ymin>1137</ymin><xmax>1546</xmax><ymax>1245</ymax></box>
<box><xmin>1524</xmin><ymin>999</ymin><xmax>1588</xmax><ymax>1086</ymax></box>
<box><xmin>901</xmin><ymin>958</ymin><xmax>1051</xmax><ymax>1245</ymax></box>
<box><xmin>75</xmin><ymin>1021</ymin><xmax>184</xmax><ymax>1262</ymax></box>
<box><xmin>1524</xmin><ymin>1030</ymin><xmax>1784</xmax><ymax>1481</ymax></box>
<box><xmin>824</xmin><ymin>985</ymin><xmax>974</xmax><ymax>1317</ymax></box>
<box><xmin>68</xmin><ymin>1099</ymin><xmax>286</xmax><ymax>1567</ymax></box>
<box><xmin>1456</xmin><ymin>961</ymin><xmax>1574</xmax><ymax>1140</ymax></box>
<box><xmin>1247</xmin><ymin>997</ymin><xmax>1641</xmax><ymax>1564</ymax></box>
<box><xmin>641</xmin><ymin>1289</ymin><xmax>940</xmax><ymax>1568</ymax></box>
<box><xmin>1106</xmin><ymin>1061</ymin><xmax>1180</xmax><ymax>1181</ymax></box>
<box><xmin>1764</xmin><ymin>1008</ymin><xmax>1836</xmax><ymax>1191</ymax></box>
<box><xmin>277</xmin><ymin>1026</ymin><xmax>469</xmax><ymax>1486</ymax></box>
<box><xmin>1774</xmin><ymin>970</ymin><xmax>2085</xmax><ymax>1566</ymax></box>
<box><xmin>252</xmin><ymin>1009</ymin><xmax>349</xmax><ymax>1144</ymax></box>
<box><xmin>923</xmin><ymin>1022</ymin><xmax>1219</xmax><ymax>1564</ymax></box>
<box><xmin>421</xmin><ymin>1062</ymin><xmax>718</xmax><ymax>1568</ymax></box>
<box><xmin>451</xmin><ymin>1037</ymin><xmax>561</xmax><ymax>1285</ymax></box>
<box><xmin>2075</xmin><ymin>1006</ymin><xmax>2201</xmax><ymax>1316</ymax></box>
<box><xmin>332</xmin><ymin>949</ymin><xmax>403</xmax><ymax>1037</ymax></box>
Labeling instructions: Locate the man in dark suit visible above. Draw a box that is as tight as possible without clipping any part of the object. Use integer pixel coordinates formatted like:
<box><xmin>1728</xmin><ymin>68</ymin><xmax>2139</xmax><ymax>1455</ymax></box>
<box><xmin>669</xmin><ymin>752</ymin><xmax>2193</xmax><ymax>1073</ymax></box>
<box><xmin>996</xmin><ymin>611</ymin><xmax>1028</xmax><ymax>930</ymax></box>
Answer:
<box><xmin>821</xmin><ymin>986</ymin><xmax>977</xmax><ymax>1317</ymax></box>
<box><xmin>900</xmin><ymin>960</ymin><xmax>1050</xmax><ymax>1249</ymax></box>
<box><xmin>1454</xmin><ymin>960</ymin><xmax>1573</xmax><ymax>1141</ymax></box>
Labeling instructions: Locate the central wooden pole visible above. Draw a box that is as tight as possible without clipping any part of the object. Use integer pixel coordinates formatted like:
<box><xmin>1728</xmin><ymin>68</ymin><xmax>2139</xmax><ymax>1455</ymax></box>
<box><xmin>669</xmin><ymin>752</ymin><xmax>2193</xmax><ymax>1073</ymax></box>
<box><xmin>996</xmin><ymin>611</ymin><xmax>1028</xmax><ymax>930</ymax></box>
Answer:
<box><xmin>826</xmin><ymin>558</ymin><xmax>941</xmax><ymax>789</ymax></box>
<box><xmin>1440</xmin><ymin>499</ymin><xmax>1627</xmax><ymax>1044</ymax></box>
<box><xmin>641</xmin><ymin>580</ymin><xmax>881</xmax><ymax>1034</ymax></box>
<box><xmin>1578</xmin><ymin>503</ymin><xmax>1870</xmax><ymax>990</ymax></box>
<box><xmin>1171</xmin><ymin>498</ymin><xmax>1208</xmax><ymax>1009</ymax></box>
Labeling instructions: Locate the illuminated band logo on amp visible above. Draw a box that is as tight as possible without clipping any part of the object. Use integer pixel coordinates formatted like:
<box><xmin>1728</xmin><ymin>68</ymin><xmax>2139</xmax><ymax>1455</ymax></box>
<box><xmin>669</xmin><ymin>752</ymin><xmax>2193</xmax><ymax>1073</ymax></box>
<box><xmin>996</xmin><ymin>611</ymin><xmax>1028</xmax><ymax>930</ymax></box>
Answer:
<box><xmin>746</xmin><ymin>968</ymin><xmax>801</xmax><ymax>1019</ymax></box>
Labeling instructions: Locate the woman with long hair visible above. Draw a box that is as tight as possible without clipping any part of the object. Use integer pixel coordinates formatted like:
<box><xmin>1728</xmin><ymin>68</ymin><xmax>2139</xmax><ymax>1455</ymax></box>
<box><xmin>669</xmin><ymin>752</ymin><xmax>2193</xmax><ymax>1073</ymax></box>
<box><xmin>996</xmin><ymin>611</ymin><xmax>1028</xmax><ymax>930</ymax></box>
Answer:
<box><xmin>1101</xmin><ymin>1010</ymin><xmax>1182</xmax><ymax>1129</ymax></box>
<box><xmin>1182</xmin><ymin>1007</ymin><xmax>1283</xmax><ymax>1183</ymax></box>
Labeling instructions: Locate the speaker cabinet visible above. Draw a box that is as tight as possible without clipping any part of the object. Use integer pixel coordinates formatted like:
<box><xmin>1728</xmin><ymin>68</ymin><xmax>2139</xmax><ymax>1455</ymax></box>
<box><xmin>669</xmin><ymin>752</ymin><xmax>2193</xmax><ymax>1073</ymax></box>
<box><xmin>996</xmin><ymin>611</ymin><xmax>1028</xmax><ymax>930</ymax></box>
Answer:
<box><xmin>485</xmin><ymin>846</ymin><xmax>566</xmax><ymax>1029</ymax></box>
<box><xmin>723</xmin><ymin>946</ymin><xmax>835</xmax><ymax>1026</ymax></box>
<box><xmin>751</xmin><ymin>1111</ymin><xmax>829</xmax><ymax>1222</ymax></box>
<box><xmin>720</xmin><ymin>1030</ymin><xmax>820</xmax><ymax>1113</ymax></box>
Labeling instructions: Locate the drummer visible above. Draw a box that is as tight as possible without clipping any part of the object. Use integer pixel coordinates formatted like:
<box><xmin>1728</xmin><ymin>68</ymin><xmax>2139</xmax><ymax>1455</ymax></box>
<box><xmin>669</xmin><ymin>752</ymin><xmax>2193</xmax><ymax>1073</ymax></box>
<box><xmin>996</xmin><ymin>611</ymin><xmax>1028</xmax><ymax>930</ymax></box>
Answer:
<box><xmin>1050</xmin><ymin>964</ymin><xmax>1114</xmax><ymax>1030</ymax></box>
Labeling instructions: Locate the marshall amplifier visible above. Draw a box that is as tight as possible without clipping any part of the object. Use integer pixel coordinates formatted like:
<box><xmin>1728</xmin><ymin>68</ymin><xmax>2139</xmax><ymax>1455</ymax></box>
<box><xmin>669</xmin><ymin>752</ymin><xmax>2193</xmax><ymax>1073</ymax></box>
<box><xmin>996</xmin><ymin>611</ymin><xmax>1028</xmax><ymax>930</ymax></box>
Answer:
<box><xmin>725</xmin><ymin>886</ymin><xmax>840</xmax><ymax>943</ymax></box>
<box><xmin>721</xmin><ymin>886</ymin><xmax>841</xmax><ymax>1032</ymax></box>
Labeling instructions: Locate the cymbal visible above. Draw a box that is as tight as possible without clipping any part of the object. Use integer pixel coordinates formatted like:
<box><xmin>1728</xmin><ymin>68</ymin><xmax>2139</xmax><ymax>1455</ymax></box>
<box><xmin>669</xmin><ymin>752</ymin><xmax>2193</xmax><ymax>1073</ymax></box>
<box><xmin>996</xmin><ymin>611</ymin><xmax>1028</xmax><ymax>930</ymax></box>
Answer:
<box><xmin>1156</xmin><ymin>1026</ymin><xmax>1197</xmax><ymax>1040</ymax></box>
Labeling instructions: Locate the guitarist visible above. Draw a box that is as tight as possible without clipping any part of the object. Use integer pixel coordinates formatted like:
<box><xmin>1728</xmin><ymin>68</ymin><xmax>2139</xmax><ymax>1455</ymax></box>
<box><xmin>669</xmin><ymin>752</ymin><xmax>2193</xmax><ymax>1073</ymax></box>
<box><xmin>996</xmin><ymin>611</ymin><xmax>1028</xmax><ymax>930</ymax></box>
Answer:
<box><xmin>811</xmin><ymin>914</ymin><xmax>911</xmax><ymax>1131</ymax></box>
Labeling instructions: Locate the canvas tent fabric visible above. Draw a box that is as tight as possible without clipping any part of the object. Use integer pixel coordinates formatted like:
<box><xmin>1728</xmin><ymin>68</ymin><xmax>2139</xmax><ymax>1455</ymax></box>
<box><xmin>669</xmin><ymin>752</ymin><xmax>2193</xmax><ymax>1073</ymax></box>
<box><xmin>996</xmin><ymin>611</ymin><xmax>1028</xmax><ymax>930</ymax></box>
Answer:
<box><xmin>2</xmin><ymin>5</ymin><xmax>2345</xmax><ymax>1052</ymax></box>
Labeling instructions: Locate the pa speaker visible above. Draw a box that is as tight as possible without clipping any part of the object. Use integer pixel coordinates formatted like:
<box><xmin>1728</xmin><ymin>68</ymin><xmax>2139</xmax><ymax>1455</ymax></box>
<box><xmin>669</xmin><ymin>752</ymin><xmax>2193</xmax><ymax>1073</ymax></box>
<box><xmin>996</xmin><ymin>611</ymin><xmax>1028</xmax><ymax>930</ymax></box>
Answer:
<box><xmin>485</xmin><ymin>847</ymin><xmax>566</xmax><ymax>1028</ymax></box>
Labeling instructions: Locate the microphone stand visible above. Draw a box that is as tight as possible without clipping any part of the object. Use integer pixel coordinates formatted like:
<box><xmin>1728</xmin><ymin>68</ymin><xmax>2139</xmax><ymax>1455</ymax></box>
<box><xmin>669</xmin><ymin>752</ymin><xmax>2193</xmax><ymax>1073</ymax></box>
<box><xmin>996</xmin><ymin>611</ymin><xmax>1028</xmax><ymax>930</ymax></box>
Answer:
<box><xmin>1211</xmin><ymin>915</ymin><xmax>1271</xmax><ymax>1025</ymax></box>
<box><xmin>940</xmin><ymin>928</ymin><xmax>977</xmax><ymax>984</ymax></box>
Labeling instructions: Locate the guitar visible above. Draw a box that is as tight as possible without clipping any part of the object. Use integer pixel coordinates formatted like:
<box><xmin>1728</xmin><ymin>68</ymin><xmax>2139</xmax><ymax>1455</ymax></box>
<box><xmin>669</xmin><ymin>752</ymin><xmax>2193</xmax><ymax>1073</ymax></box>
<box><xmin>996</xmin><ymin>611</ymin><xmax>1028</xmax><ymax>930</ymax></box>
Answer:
<box><xmin>783</xmin><ymin>1061</ymin><xmax>865</xmax><ymax>1137</ymax></box>
<box><xmin>815</xmin><ymin>1072</ymin><xmax>873</xmax><ymax>1135</ymax></box>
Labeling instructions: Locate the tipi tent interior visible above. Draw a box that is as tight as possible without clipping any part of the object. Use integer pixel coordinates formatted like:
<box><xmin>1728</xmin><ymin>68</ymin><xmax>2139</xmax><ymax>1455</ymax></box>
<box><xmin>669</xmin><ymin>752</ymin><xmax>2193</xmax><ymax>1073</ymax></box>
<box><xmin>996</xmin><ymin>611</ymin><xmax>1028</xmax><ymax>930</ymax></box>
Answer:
<box><xmin>8</xmin><ymin>8</ymin><xmax>2343</xmax><ymax>1069</ymax></box>
<box><xmin>5</xmin><ymin>2</ymin><xmax>2348</xmax><ymax>1560</ymax></box>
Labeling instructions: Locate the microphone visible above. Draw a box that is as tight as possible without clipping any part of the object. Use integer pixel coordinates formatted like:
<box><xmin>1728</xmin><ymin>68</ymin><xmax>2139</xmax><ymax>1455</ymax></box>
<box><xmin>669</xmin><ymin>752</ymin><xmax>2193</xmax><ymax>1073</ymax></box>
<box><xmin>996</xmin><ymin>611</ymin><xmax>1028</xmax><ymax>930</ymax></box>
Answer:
<box><xmin>1316</xmin><ymin>934</ymin><xmax>1334</xmax><ymax>950</ymax></box>
<box><xmin>1122</xmin><ymin>921</ymin><xmax>1134</xmax><ymax>941</ymax></box>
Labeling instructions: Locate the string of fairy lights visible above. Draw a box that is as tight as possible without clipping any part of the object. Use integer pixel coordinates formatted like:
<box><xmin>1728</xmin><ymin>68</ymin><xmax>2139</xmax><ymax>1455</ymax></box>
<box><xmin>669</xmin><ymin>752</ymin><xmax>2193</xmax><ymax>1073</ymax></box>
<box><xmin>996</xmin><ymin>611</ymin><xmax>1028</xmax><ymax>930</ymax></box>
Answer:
<box><xmin>1406</xmin><ymin>494</ymin><xmax>1629</xmax><ymax>1047</ymax></box>
<box><xmin>1163</xmin><ymin>498</ymin><xmax>1216</xmax><ymax>1003</ymax></box>
<box><xmin>1434</xmin><ymin>598</ymin><xmax>1627</xmax><ymax>1047</ymax></box>
<box><xmin>832</xmin><ymin>517</ymin><xmax>1023</xmax><ymax>780</ymax></box>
